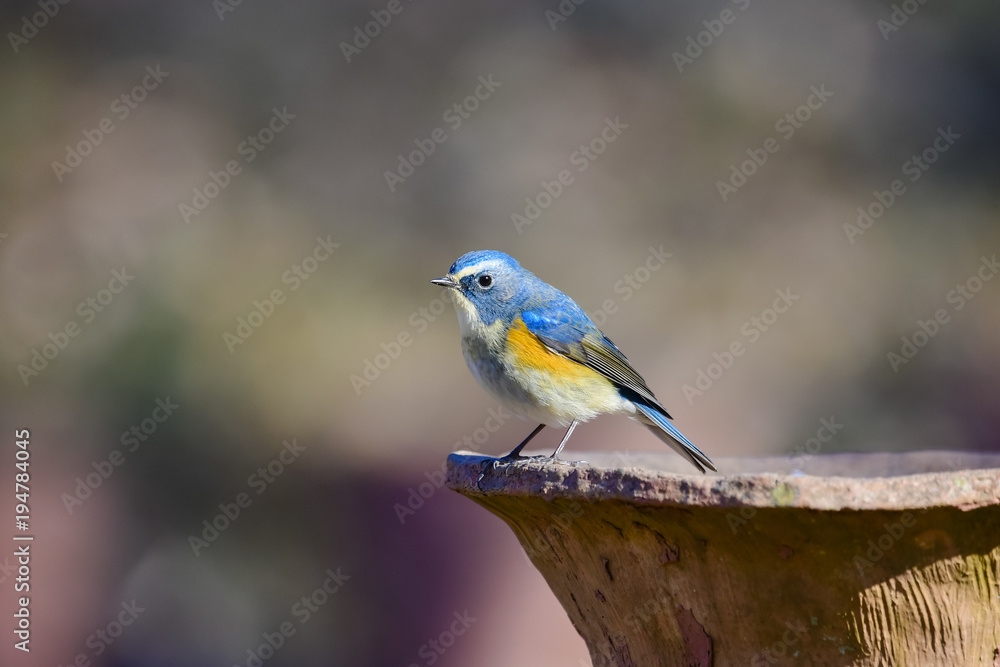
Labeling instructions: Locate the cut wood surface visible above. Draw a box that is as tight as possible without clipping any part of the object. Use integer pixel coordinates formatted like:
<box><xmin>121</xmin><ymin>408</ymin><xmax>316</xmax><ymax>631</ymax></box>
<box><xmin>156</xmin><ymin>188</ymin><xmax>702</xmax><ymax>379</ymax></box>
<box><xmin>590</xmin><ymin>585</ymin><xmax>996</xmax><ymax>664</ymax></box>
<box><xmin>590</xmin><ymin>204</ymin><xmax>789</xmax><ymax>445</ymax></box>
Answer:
<box><xmin>447</xmin><ymin>450</ymin><xmax>1000</xmax><ymax>667</ymax></box>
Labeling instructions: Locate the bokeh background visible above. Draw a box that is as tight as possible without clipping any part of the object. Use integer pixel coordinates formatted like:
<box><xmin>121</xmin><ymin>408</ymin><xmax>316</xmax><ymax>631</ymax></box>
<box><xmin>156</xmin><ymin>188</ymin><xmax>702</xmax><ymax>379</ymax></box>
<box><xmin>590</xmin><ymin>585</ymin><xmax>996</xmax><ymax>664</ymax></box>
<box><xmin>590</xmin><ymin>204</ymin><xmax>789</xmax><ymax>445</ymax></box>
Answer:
<box><xmin>2</xmin><ymin>0</ymin><xmax>999</xmax><ymax>665</ymax></box>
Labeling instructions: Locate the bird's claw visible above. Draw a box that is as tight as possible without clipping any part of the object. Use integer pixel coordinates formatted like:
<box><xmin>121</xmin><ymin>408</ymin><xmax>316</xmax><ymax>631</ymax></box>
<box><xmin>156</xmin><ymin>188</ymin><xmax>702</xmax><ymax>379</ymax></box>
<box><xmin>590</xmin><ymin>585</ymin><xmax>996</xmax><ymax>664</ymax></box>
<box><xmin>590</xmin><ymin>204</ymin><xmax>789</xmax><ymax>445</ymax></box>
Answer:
<box><xmin>477</xmin><ymin>454</ymin><xmax>548</xmax><ymax>490</ymax></box>
<box><xmin>496</xmin><ymin>454</ymin><xmax>545</xmax><ymax>464</ymax></box>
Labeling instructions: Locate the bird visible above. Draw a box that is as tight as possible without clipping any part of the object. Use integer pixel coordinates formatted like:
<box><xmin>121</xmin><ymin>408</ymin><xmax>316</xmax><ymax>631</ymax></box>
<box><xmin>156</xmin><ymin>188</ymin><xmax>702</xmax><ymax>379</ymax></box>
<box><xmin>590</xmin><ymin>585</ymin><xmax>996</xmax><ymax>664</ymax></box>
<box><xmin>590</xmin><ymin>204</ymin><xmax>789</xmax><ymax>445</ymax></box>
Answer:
<box><xmin>431</xmin><ymin>250</ymin><xmax>716</xmax><ymax>473</ymax></box>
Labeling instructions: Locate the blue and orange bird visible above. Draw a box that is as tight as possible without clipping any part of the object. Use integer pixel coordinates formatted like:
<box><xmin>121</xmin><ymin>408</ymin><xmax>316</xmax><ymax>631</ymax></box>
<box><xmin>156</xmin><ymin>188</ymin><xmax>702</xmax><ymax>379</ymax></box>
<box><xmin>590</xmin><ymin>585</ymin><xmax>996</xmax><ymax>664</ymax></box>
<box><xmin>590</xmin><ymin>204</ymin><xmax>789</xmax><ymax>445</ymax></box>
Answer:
<box><xmin>431</xmin><ymin>250</ymin><xmax>716</xmax><ymax>473</ymax></box>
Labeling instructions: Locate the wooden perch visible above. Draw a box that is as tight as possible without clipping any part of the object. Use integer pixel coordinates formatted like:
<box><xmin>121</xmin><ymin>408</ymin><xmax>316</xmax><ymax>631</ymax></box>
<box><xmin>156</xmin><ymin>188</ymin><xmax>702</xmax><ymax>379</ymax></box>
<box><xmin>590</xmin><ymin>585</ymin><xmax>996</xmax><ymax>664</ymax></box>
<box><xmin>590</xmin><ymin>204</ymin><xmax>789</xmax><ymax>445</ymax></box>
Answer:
<box><xmin>447</xmin><ymin>450</ymin><xmax>1000</xmax><ymax>667</ymax></box>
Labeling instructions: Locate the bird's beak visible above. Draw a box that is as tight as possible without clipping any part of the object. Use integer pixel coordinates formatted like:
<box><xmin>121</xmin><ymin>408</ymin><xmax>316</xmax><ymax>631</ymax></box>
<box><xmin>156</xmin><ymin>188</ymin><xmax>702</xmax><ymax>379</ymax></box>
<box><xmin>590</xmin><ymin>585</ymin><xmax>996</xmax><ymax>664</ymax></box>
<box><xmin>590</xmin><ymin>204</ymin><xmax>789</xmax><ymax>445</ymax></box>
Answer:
<box><xmin>430</xmin><ymin>276</ymin><xmax>459</xmax><ymax>289</ymax></box>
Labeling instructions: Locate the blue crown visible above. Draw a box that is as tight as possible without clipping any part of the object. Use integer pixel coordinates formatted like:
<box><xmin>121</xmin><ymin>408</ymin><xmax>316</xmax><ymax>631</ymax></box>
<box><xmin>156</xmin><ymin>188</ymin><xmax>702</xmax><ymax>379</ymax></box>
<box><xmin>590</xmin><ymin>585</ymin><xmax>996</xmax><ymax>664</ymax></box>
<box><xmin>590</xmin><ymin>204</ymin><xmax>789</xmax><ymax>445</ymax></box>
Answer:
<box><xmin>449</xmin><ymin>250</ymin><xmax>521</xmax><ymax>275</ymax></box>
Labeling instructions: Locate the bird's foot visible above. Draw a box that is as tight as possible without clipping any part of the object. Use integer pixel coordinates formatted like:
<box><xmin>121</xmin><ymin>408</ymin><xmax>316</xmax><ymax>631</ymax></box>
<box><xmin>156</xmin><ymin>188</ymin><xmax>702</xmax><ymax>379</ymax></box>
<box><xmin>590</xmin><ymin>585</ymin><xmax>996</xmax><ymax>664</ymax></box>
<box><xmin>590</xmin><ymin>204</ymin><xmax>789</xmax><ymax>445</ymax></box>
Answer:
<box><xmin>477</xmin><ymin>454</ymin><xmax>547</xmax><ymax>490</ymax></box>
<box><xmin>495</xmin><ymin>453</ymin><xmax>545</xmax><ymax>464</ymax></box>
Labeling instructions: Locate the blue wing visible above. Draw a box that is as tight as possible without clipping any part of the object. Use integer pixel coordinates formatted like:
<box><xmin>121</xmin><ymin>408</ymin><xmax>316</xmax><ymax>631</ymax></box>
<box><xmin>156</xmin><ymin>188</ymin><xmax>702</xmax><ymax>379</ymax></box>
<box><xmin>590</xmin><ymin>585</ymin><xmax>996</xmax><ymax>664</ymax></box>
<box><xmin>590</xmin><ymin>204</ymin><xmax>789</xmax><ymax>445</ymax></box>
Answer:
<box><xmin>519</xmin><ymin>307</ymin><xmax>667</xmax><ymax>415</ymax></box>
<box><xmin>520</xmin><ymin>300</ymin><xmax>716</xmax><ymax>473</ymax></box>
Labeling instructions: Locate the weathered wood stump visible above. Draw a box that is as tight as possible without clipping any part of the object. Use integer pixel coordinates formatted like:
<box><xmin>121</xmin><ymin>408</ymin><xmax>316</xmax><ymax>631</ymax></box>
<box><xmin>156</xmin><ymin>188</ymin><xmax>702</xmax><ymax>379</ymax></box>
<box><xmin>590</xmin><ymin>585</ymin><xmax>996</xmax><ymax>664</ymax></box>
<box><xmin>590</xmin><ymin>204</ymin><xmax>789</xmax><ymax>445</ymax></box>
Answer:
<box><xmin>447</xmin><ymin>450</ymin><xmax>1000</xmax><ymax>666</ymax></box>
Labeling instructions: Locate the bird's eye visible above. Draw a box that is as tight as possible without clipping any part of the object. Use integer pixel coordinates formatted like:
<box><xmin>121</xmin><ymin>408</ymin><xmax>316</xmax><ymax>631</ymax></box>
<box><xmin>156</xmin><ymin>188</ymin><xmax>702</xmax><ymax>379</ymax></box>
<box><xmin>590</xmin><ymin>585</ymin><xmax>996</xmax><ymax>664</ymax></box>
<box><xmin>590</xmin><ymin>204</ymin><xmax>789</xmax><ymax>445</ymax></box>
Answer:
<box><xmin>478</xmin><ymin>274</ymin><xmax>493</xmax><ymax>288</ymax></box>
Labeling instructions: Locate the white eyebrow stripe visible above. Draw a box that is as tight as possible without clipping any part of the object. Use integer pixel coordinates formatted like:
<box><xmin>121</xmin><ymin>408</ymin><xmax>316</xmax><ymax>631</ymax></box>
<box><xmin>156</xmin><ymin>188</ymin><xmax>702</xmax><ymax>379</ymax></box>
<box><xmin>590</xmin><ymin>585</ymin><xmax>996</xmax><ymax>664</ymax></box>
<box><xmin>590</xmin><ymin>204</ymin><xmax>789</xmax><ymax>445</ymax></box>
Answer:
<box><xmin>452</xmin><ymin>261</ymin><xmax>497</xmax><ymax>280</ymax></box>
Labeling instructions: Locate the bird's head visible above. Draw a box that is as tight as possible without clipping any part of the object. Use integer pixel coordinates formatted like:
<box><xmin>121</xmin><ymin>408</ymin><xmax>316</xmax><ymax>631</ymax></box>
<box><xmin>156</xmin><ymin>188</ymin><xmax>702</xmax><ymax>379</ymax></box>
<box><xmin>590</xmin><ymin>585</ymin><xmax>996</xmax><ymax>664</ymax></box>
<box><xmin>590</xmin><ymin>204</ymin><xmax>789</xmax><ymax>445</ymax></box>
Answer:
<box><xmin>432</xmin><ymin>250</ymin><xmax>527</xmax><ymax>335</ymax></box>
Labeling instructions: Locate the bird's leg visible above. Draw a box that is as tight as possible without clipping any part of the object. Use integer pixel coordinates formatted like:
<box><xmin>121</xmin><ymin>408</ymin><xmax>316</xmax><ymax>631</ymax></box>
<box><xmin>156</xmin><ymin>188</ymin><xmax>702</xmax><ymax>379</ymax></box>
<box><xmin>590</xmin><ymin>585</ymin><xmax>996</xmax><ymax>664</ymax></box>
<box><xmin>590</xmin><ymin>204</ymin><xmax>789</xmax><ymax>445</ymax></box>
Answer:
<box><xmin>482</xmin><ymin>424</ymin><xmax>548</xmax><ymax>484</ymax></box>
<box><xmin>502</xmin><ymin>423</ymin><xmax>546</xmax><ymax>460</ymax></box>
<box><xmin>548</xmin><ymin>420</ymin><xmax>579</xmax><ymax>461</ymax></box>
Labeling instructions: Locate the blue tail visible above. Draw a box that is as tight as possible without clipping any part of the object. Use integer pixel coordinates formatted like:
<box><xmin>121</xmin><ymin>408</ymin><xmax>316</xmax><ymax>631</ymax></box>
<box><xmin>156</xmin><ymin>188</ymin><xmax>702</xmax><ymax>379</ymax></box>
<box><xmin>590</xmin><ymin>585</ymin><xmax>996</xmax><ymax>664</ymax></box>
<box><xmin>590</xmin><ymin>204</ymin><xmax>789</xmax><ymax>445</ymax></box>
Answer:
<box><xmin>633</xmin><ymin>402</ymin><xmax>716</xmax><ymax>473</ymax></box>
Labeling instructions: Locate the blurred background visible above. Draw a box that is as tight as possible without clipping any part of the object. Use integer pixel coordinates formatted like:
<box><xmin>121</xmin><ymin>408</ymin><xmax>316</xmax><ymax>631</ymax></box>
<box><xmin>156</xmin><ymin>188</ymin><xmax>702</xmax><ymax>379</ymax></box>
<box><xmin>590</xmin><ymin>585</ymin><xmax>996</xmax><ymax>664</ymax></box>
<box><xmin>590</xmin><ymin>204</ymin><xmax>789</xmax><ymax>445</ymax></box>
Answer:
<box><xmin>1</xmin><ymin>0</ymin><xmax>999</xmax><ymax>665</ymax></box>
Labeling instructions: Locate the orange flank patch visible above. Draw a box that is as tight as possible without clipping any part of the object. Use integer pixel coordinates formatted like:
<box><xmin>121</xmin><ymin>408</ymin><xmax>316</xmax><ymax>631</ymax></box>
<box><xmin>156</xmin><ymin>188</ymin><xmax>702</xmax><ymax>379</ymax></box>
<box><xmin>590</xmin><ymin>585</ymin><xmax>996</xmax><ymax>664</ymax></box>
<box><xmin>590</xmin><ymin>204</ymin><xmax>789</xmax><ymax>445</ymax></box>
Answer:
<box><xmin>506</xmin><ymin>317</ymin><xmax>605</xmax><ymax>384</ymax></box>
